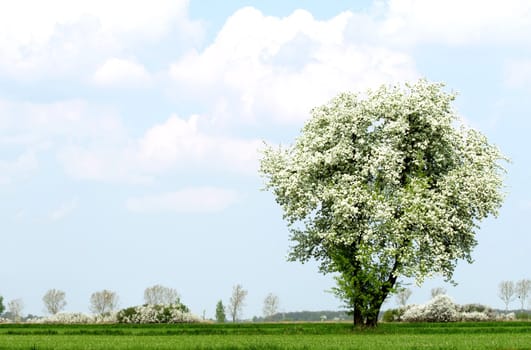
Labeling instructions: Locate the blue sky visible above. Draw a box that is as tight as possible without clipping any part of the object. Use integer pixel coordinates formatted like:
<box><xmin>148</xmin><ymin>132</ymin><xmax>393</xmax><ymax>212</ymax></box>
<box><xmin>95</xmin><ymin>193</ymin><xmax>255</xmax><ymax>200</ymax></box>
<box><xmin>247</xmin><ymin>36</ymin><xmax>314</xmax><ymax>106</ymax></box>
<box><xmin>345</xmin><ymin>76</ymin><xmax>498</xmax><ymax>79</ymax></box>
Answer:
<box><xmin>1</xmin><ymin>0</ymin><xmax>530</xmax><ymax>319</ymax></box>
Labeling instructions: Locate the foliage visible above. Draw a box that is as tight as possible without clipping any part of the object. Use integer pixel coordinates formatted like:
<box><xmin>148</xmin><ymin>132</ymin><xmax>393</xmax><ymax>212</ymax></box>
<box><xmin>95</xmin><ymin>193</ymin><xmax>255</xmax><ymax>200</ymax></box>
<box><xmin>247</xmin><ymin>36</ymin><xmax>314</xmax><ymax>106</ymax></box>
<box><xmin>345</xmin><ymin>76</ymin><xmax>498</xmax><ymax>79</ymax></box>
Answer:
<box><xmin>260</xmin><ymin>80</ymin><xmax>507</xmax><ymax>327</ymax></box>
<box><xmin>144</xmin><ymin>284</ymin><xmax>180</xmax><ymax>306</ymax></box>
<box><xmin>42</xmin><ymin>289</ymin><xmax>67</xmax><ymax>315</ymax></box>
<box><xmin>116</xmin><ymin>303</ymin><xmax>199</xmax><ymax>324</ymax></box>
<box><xmin>216</xmin><ymin>300</ymin><xmax>226</xmax><ymax>323</ymax></box>
<box><xmin>0</xmin><ymin>295</ymin><xmax>4</xmax><ymax>315</ymax></box>
<box><xmin>227</xmin><ymin>284</ymin><xmax>247</xmax><ymax>322</ymax></box>
<box><xmin>382</xmin><ymin>307</ymin><xmax>408</xmax><ymax>322</ymax></box>
<box><xmin>263</xmin><ymin>293</ymin><xmax>280</xmax><ymax>319</ymax></box>
<box><xmin>90</xmin><ymin>290</ymin><xmax>119</xmax><ymax>316</ymax></box>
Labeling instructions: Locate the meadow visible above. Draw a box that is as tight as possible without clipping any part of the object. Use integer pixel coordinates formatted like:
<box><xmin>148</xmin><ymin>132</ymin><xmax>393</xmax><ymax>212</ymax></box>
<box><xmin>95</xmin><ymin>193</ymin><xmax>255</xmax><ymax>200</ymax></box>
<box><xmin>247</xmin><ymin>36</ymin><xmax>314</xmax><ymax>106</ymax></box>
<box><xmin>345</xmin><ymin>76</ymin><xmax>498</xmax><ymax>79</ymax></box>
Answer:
<box><xmin>0</xmin><ymin>322</ymin><xmax>530</xmax><ymax>350</ymax></box>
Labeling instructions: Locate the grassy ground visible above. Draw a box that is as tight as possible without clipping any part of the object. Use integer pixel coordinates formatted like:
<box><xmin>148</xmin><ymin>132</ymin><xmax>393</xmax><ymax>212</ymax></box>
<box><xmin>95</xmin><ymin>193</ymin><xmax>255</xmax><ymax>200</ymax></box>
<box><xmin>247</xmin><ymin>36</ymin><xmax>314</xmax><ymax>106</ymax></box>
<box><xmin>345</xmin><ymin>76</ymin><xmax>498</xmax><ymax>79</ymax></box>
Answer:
<box><xmin>0</xmin><ymin>322</ymin><xmax>529</xmax><ymax>350</ymax></box>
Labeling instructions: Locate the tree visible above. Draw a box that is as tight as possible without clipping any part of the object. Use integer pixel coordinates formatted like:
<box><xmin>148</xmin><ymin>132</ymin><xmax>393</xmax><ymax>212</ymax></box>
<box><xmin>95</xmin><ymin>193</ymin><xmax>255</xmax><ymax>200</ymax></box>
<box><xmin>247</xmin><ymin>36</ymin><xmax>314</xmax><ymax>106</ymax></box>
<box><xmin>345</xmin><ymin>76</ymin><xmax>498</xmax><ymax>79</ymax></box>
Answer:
<box><xmin>227</xmin><ymin>284</ymin><xmax>247</xmax><ymax>322</ymax></box>
<box><xmin>89</xmin><ymin>289</ymin><xmax>119</xmax><ymax>315</ymax></box>
<box><xmin>498</xmin><ymin>281</ymin><xmax>516</xmax><ymax>310</ymax></box>
<box><xmin>395</xmin><ymin>287</ymin><xmax>412</xmax><ymax>307</ymax></box>
<box><xmin>215</xmin><ymin>300</ymin><xmax>226</xmax><ymax>323</ymax></box>
<box><xmin>260</xmin><ymin>80</ymin><xmax>506</xmax><ymax>327</ymax></box>
<box><xmin>0</xmin><ymin>295</ymin><xmax>4</xmax><ymax>315</ymax></box>
<box><xmin>262</xmin><ymin>293</ymin><xmax>280</xmax><ymax>319</ymax></box>
<box><xmin>515</xmin><ymin>279</ymin><xmax>530</xmax><ymax>311</ymax></box>
<box><xmin>42</xmin><ymin>289</ymin><xmax>67</xmax><ymax>315</ymax></box>
<box><xmin>144</xmin><ymin>284</ymin><xmax>180</xmax><ymax>305</ymax></box>
<box><xmin>7</xmin><ymin>299</ymin><xmax>24</xmax><ymax>322</ymax></box>
<box><xmin>430</xmin><ymin>287</ymin><xmax>447</xmax><ymax>299</ymax></box>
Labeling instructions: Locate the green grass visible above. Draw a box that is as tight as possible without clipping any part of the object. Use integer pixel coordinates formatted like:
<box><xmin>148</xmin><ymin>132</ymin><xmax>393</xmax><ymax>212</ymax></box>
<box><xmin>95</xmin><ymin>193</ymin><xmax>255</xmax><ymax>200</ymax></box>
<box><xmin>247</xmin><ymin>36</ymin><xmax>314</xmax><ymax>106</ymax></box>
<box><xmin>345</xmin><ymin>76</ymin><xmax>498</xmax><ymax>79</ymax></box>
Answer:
<box><xmin>0</xmin><ymin>322</ymin><xmax>529</xmax><ymax>350</ymax></box>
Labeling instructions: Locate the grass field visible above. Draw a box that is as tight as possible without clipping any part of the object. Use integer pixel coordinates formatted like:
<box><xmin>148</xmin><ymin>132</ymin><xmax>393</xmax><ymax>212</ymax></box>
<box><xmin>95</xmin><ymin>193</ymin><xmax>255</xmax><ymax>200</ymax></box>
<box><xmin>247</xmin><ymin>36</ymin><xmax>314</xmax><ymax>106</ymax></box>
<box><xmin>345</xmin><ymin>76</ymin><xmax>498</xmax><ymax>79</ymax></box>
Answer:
<box><xmin>0</xmin><ymin>322</ymin><xmax>529</xmax><ymax>350</ymax></box>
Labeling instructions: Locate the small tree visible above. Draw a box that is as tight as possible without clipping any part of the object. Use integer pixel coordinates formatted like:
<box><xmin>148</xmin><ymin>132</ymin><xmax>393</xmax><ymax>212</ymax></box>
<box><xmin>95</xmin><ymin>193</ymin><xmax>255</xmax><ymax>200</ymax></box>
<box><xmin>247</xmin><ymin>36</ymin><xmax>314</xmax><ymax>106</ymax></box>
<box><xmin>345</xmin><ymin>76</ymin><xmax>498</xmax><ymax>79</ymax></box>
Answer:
<box><xmin>0</xmin><ymin>295</ymin><xmax>4</xmax><ymax>315</ymax></box>
<box><xmin>263</xmin><ymin>293</ymin><xmax>280</xmax><ymax>319</ymax></box>
<box><xmin>431</xmin><ymin>287</ymin><xmax>447</xmax><ymax>299</ymax></box>
<box><xmin>395</xmin><ymin>287</ymin><xmax>412</xmax><ymax>307</ymax></box>
<box><xmin>515</xmin><ymin>279</ymin><xmax>531</xmax><ymax>311</ymax></box>
<box><xmin>7</xmin><ymin>299</ymin><xmax>24</xmax><ymax>322</ymax></box>
<box><xmin>42</xmin><ymin>289</ymin><xmax>67</xmax><ymax>315</ymax></box>
<box><xmin>144</xmin><ymin>284</ymin><xmax>180</xmax><ymax>305</ymax></box>
<box><xmin>215</xmin><ymin>300</ymin><xmax>226</xmax><ymax>323</ymax></box>
<box><xmin>227</xmin><ymin>284</ymin><xmax>247</xmax><ymax>322</ymax></box>
<box><xmin>498</xmin><ymin>281</ymin><xmax>516</xmax><ymax>310</ymax></box>
<box><xmin>90</xmin><ymin>289</ymin><xmax>119</xmax><ymax>315</ymax></box>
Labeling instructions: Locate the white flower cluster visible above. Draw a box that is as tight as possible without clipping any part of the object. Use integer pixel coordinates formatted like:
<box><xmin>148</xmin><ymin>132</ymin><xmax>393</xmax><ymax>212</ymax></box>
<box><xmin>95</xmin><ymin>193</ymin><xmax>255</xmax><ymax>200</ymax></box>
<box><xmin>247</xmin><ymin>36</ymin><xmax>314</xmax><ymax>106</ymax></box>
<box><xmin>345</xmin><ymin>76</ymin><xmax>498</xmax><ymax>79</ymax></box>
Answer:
<box><xmin>459</xmin><ymin>311</ymin><xmax>490</xmax><ymax>322</ymax></box>
<box><xmin>26</xmin><ymin>312</ymin><xmax>117</xmax><ymax>324</ymax></box>
<box><xmin>496</xmin><ymin>312</ymin><xmax>516</xmax><ymax>321</ymax></box>
<box><xmin>116</xmin><ymin>304</ymin><xmax>201</xmax><ymax>324</ymax></box>
<box><xmin>399</xmin><ymin>296</ymin><xmax>513</xmax><ymax>323</ymax></box>
<box><xmin>402</xmin><ymin>295</ymin><xmax>459</xmax><ymax>322</ymax></box>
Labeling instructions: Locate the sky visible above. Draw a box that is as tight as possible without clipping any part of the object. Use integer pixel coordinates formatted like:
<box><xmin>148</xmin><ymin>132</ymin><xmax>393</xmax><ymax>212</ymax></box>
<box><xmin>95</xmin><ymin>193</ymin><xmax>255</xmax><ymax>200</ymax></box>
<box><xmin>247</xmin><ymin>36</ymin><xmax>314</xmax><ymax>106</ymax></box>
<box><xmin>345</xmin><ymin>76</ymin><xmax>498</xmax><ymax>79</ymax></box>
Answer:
<box><xmin>1</xmin><ymin>0</ymin><xmax>530</xmax><ymax>319</ymax></box>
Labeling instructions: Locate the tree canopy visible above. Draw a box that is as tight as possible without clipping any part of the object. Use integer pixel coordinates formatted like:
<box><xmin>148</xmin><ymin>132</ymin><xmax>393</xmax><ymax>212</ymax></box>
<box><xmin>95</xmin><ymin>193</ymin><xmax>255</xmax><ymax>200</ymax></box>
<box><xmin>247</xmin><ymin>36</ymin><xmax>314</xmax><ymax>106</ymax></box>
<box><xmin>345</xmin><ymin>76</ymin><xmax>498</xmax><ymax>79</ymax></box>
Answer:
<box><xmin>260</xmin><ymin>80</ymin><xmax>506</xmax><ymax>326</ymax></box>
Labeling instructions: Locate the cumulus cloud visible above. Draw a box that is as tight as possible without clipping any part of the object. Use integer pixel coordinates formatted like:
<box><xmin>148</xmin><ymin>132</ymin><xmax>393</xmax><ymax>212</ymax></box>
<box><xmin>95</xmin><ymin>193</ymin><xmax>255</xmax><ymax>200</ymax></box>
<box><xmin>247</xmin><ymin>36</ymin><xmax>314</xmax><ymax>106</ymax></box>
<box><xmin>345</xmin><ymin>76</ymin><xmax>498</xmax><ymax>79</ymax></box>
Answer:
<box><xmin>93</xmin><ymin>58</ymin><xmax>151</xmax><ymax>87</ymax></box>
<box><xmin>0</xmin><ymin>0</ymin><xmax>202</xmax><ymax>79</ymax></box>
<box><xmin>126</xmin><ymin>187</ymin><xmax>240</xmax><ymax>213</ymax></box>
<box><xmin>169</xmin><ymin>7</ymin><xmax>418</xmax><ymax>125</ymax></box>
<box><xmin>58</xmin><ymin>114</ymin><xmax>262</xmax><ymax>183</ymax></box>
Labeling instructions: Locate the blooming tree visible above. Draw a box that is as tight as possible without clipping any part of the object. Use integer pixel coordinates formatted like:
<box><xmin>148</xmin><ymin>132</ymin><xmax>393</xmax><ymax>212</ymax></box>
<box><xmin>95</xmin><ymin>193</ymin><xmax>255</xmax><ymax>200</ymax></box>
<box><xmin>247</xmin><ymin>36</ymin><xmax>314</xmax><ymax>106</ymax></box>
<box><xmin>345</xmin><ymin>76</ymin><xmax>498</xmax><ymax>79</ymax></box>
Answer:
<box><xmin>260</xmin><ymin>80</ymin><xmax>506</xmax><ymax>327</ymax></box>
<box><xmin>42</xmin><ymin>289</ymin><xmax>67</xmax><ymax>315</ymax></box>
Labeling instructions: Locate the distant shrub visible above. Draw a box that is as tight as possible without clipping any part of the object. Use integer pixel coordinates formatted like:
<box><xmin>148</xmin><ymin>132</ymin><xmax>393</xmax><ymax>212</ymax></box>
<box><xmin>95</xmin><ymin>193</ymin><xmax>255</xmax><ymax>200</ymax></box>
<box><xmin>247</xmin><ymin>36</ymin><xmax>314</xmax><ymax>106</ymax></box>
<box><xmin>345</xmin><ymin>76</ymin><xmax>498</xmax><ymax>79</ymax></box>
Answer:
<box><xmin>460</xmin><ymin>311</ymin><xmax>490</xmax><ymax>322</ymax></box>
<box><xmin>515</xmin><ymin>312</ymin><xmax>530</xmax><ymax>320</ymax></box>
<box><xmin>382</xmin><ymin>307</ymin><xmax>408</xmax><ymax>322</ymax></box>
<box><xmin>116</xmin><ymin>303</ymin><xmax>200</xmax><ymax>324</ymax></box>
<box><xmin>27</xmin><ymin>313</ymin><xmax>97</xmax><ymax>324</ymax></box>
<box><xmin>402</xmin><ymin>295</ymin><xmax>459</xmax><ymax>322</ymax></box>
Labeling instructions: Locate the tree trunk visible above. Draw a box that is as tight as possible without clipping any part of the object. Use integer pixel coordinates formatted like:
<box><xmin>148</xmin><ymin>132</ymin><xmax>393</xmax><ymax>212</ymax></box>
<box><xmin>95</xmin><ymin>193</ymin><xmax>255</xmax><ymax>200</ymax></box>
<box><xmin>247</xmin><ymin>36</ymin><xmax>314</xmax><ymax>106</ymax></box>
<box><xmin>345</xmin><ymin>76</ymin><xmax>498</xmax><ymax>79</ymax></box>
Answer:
<box><xmin>353</xmin><ymin>307</ymin><xmax>363</xmax><ymax>326</ymax></box>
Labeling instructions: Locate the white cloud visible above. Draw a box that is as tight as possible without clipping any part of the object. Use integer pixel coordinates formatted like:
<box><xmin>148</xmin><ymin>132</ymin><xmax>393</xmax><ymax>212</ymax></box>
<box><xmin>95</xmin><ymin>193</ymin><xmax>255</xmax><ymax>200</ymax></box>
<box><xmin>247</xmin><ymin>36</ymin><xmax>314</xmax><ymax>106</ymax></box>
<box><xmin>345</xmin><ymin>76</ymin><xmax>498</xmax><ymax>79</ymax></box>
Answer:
<box><xmin>0</xmin><ymin>98</ymin><xmax>127</xmax><ymax>148</ymax></box>
<box><xmin>93</xmin><ymin>58</ymin><xmax>151</xmax><ymax>87</ymax></box>
<box><xmin>58</xmin><ymin>114</ymin><xmax>262</xmax><ymax>183</ymax></box>
<box><xmin>504</xmin><ymin>59</ymin><xmax>531</xmax><ymax>88</ymax></box>
<box><xmin>169</xmin><ymin>7</ymin><xmax>418</xmax><ymax>125</ymax></box>
<box><xmin>126</xmin><ymin>187</ymin><xmax>240</xmax><ymax>213</ymax></box>
<box><xmin>0</xmin><ymin>0</ymin><xmax>201</xmax><ymax>79</ymax></box>
<box><xmin>50</xmin><ymin>199</ymin><xmax>78</xmax><ymax>221</ymax></box>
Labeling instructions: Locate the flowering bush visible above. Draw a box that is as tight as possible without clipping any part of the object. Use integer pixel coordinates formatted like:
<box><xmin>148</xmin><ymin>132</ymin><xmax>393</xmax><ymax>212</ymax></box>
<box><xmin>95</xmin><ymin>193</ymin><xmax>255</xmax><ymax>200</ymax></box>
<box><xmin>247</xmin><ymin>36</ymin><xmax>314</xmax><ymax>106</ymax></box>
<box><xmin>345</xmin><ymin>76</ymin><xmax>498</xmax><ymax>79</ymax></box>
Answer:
<box><xmin>116</xmin><ymin>304</ymin><xmax>201</xmax><ymax>324</ymax></box>
<box><xmin>402</xmin><ymin>295</ymin><xmax>459</xmax><ymax>322</ymax></box>
<box><xmin>460</xmin><ymin>311</ymin><xmax>490</xmax><ymax>322</ymax></box>
<box><xmin>26</xmin><ymin>312</ymin><xmax>117</xmax><ymax>324</ymax></box>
